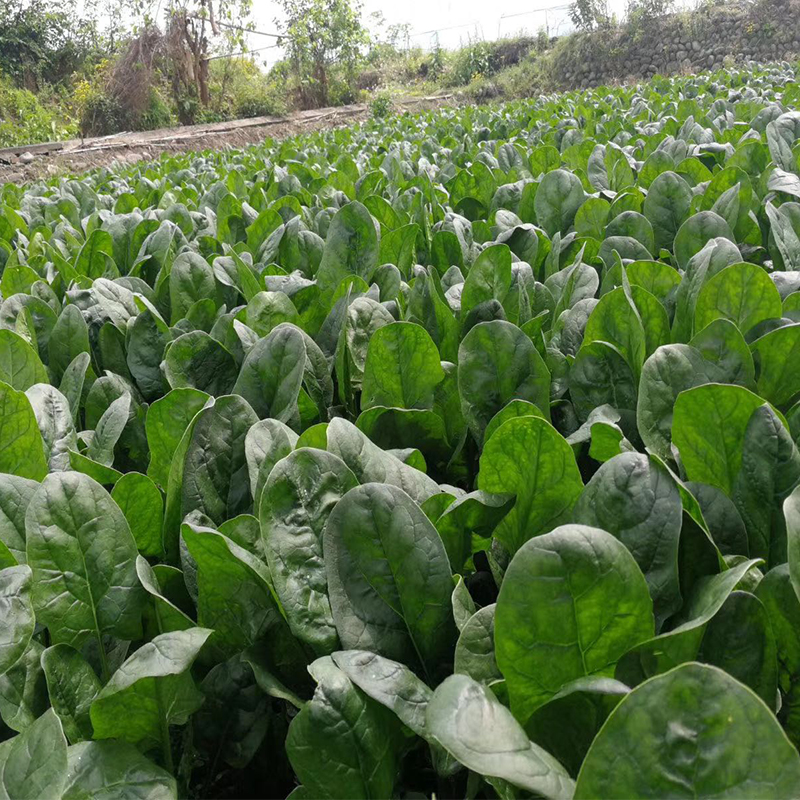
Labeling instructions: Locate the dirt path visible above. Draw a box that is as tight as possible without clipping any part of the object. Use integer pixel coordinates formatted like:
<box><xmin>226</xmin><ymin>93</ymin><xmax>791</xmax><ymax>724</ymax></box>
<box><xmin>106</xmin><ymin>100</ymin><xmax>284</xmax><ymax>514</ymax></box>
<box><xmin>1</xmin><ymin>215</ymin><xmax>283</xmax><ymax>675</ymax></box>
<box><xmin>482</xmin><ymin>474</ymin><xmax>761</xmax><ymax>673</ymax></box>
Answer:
<box><xmin>0</xmin><ymin>94</ymin><xmax>457</xmax><ymax>184</ymax></box>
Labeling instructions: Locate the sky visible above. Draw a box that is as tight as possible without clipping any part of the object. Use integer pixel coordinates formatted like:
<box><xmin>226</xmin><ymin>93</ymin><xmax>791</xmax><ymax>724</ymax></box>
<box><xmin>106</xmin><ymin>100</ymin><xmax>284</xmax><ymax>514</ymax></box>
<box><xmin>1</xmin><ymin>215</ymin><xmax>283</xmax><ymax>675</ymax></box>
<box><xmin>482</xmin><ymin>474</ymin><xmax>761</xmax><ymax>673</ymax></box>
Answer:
<box><xmin>245</xmin><ymin>0</ymin><xmax>627</xmax><ymax>68</ymax></box>
<box><xmin>87</xmin><ymin>0</ymin><xmax>697</xmax><ymax>68</ymax></box>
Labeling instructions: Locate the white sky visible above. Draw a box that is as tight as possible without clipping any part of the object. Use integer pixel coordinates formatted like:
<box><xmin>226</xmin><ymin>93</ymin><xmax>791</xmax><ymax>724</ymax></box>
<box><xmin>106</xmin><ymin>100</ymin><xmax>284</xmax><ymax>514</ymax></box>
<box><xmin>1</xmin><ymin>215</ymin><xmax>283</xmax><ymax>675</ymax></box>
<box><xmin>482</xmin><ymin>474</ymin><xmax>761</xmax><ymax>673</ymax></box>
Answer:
<box><xmin>246</xmin><ymin>0</ymin><xmax>628</xmax><ymax>68</ymax></box>
<box><xmin>87</xmin><ymin>0</ymin><xmax>698</xmax><ymax>68</ymax></box>
<box><xmin>252</xmin><ymin>0</ymin><xmax>578</xmax><ymax>46</ymax></box>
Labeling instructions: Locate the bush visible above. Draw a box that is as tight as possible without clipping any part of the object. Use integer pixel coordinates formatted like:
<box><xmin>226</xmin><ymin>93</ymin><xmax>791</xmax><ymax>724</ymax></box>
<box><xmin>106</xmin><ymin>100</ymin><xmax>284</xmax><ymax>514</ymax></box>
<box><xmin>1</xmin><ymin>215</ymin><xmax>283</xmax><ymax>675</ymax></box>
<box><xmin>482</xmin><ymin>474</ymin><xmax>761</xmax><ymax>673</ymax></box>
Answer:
<box><xmin>206</xmin><ymin>58</ymin><xmax>288</xmax><ymax>121</ymax></box>
<box><xmin>0</xmin><ymin>72</ymin><xmax>77</xmax><ymax>146</ymax></box>
<box><xmin>76</xmin><ymin>54</ymin><xmax>175</xmax><ymax>137</ymax></box>
<box><xmin>78</xmin><ymin>91</ymin><xmax>126</xmax><ymax>137</ymax></box>
<box><xmin>443</xmin><ymin>37</ymin><xmax>539</xmax><ymax>88</ymax></box>
<box><xmin>0</xmin><ymin>0</ymin><xmax>105</xmax><ymax>90</ymax></box>
<box><xmin>138</xmin><ymin>87</ymin><xmax>175</xmax><ymax>130</ymax></box>
<box><xmin>75</xmin><ymin>31</ymin><xmax>178</xmax><ymax>136</ymax></box>
<box><xmin>446</xmin><ymin>40</ymin><xmax>497</xmax><ymax>86</ymax></box>
<box><xmin>369</xmin><ymin>91</ymin><xmax>392</xmax><ymax>118</ymax></box>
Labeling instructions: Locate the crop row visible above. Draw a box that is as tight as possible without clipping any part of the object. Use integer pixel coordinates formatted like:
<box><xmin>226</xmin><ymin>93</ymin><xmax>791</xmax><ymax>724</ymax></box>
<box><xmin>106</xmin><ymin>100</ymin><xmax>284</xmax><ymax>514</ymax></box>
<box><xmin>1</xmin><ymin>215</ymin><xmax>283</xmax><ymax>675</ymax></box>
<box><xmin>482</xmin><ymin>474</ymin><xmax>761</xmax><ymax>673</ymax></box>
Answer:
<box><xmin>0</xmin><ymin>62</ymin><xmax>799</xmax><ymax>799</ymax></box>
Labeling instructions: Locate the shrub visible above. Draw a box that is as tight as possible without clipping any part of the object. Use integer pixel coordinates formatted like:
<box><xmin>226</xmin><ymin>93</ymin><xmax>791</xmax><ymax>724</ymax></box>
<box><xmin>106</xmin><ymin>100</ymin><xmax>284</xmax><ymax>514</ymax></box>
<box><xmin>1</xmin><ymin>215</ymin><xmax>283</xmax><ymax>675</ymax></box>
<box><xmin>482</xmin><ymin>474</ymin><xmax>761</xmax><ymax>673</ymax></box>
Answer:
<box><xmin>0</xmin><ymin>72</ymin><xmax>77</xmax><ymax>145</ymax></box>
<box><xmin>206</xmin><ymin>58</ymin><xmax>288</xmax><ymax>121</ymax></box>
<box><xmin>443</xmin><ymin>37</ymin><xmax>539</xmax><ymax>88</ymax></box>
<box><xmin>78</xmin><ymin>91</ymin><xmax>127</xmax><ymax>137</ymax></box>
<box><xmin>369</xmin><ymin>91</ymin><xmax>392</xmax><ymax>118</ymax></box>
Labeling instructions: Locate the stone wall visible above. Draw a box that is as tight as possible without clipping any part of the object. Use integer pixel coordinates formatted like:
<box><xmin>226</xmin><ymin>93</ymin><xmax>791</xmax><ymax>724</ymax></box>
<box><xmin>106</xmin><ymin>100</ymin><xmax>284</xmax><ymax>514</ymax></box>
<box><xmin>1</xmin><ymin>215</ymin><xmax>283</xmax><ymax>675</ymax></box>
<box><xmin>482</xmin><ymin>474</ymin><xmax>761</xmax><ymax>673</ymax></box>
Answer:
<box><xmin>553</xmin><ymin>0</ymin><xmax>800</xmax><ymax>88</ymax></box>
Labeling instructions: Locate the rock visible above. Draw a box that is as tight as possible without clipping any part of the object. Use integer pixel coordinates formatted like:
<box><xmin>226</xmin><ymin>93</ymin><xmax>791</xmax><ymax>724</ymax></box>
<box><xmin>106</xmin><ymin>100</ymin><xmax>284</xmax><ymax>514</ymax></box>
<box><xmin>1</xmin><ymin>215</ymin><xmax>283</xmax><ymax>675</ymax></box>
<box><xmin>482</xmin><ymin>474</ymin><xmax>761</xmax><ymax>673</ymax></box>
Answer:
<box><xmin>692</xmin><ymin>40</ymin><xmax>701</xmax><ymax>51</ymax></box>
<box><xmin>19</xmin><ymin>152</ymin><xmax>34</xmax><ymax>164</ymax></box>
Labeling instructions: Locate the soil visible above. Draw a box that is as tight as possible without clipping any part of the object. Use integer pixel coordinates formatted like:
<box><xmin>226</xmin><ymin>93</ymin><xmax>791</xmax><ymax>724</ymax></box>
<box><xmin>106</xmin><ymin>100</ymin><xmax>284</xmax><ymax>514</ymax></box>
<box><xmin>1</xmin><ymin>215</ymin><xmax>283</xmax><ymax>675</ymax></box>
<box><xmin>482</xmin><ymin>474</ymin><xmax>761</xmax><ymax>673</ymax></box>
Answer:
<box><xmin>0</xmin><ymin>95</ymin><xmax>456</xmax><ymax>184</ymax></box>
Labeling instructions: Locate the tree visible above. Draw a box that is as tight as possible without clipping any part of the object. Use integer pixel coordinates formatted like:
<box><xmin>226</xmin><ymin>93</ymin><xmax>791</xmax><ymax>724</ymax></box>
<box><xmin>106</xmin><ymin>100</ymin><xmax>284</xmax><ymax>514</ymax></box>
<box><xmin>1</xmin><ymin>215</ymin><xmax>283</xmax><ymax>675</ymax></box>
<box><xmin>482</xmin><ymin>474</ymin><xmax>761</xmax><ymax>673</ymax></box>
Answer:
<box><xmin>569</xmin><ymin>0</ymin><xmax>611</xmax><ymax>32</ymax></box>
<box><xmin>277</xmin><ymin>0</ymin><xmax>369</xmax><ymax>109</ymax></box>
<box><xmin>0</xmin><ymin>0</ymin><xmax>103</xmax><ymax>90</ymax></box>
<box><xmin>626</xmin><ymin>0</ymin><xmax>675</xmax><ymax>25</ymax></box>
<box><xmin>126</xmin><ymin>0</ymin><xmax>252</xmax><ymax>119</ymax></box>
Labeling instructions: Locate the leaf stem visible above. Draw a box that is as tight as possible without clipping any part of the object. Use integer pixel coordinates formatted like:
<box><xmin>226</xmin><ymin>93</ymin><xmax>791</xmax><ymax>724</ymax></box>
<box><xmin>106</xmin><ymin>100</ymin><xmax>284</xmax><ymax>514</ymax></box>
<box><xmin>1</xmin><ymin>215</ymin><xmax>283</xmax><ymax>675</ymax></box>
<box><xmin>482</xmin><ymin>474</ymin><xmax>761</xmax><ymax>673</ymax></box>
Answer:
<box><xmin>97</xmin><ymin>635</ymin><xmax>110</xmax><ymax>684</ymax></box>
<box><xmin>156</xmin><ymin>680</ymin><xmax>174</xmax><ymax>773</ymax></box>
<box><xmin>161</xmin><ymin>718</ymin><xmax>174</xmax><ymax>774</ymax></box>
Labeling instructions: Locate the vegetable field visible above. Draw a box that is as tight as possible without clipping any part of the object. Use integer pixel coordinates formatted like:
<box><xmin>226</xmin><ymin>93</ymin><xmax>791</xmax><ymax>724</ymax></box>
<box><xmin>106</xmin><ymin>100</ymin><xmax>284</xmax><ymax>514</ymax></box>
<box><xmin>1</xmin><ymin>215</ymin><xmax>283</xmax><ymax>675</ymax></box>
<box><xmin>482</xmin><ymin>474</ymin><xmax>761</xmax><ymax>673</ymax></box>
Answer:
<box><xmin>3</xmin><ymin>62</ymin><xmax>800</xmax><ymax>798</ymax></box>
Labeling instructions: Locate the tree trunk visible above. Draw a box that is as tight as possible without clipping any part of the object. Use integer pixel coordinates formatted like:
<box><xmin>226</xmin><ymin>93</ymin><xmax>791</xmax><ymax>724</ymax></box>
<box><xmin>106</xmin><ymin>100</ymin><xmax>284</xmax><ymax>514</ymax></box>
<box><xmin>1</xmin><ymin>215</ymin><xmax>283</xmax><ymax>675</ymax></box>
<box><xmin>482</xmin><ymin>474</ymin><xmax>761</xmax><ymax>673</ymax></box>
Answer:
<box><xmin>198</xmin><ymin>54</ymin><xmax>210</xmax><ymax>105</ymax></box>
<box><xmin>314</xmin><ymin>58</ymin><xmax>328</xmax><ymax>107</ymax></box>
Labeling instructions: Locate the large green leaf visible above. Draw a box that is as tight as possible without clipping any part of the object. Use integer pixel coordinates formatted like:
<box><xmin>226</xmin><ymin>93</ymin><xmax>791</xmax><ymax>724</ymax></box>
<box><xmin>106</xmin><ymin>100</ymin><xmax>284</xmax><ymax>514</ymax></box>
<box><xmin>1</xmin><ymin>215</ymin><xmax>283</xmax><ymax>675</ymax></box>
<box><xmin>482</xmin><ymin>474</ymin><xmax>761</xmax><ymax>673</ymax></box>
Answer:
<box><xmin>40</xmin><ymin>644</ymin><xmax>101</xmax><ymax>744</ymax></box>
<box><xmin>583</xmin><ymin>286</ymin><xmax>646</xmax><ymax>379</ymax></box>
<box><xmin>145</xmin><ymin>387</ymin><xmax>209</xmax><ymax>490</ymax></box>
<box><xmin>0</xmin><ymin>708</ymin><xmax>68</xmax><ymax>800</ymax></box>
<box><xmin>0</xmin><ymin>381</ymin><xmax>47</xmax><ymax>481</ymax></box>
<box><xmin>672</xmin><ymin>383</ymin><xmax>766</xmax><ymax>496</ymax></box>
<box><xmin>573</xmin><ymin>453</ymin><xmax>683</xmax><ymax>628</ymax></box>
<box><xmin>495</xmin><ymin>524</ymin><xmax>654</xmax><ymax>723</ymax></box>
<box><xmin>574</xmin><ymin>663</ymin><xmax>800</xmax><ymax>799</ymax></box>
<box><xmin>751</xmin><ymin>323</ymin><xmax>800</xmax><ymax>407</ymax></box>
<box><xmin>361</xmin><ymin>322</ymin><xmax>444</xmax><ymax>411</ymax></box>
<box><xmin>244</xmin><ymin>418</ymin><xmax>298</xmax><ymax>515</ymax></box>
<box><xmin>111</xmin><ymin>472</ymin><xmax>164</xmax><ymax>557</ymax></box>
<box><xmin>233</xmin><ymin>324</ymin><xmax>306</xmax><ymax>422</ymax></box>
<box><xmin>454</xmin><ymin>604</ymin><xmax>500</xmax><ymax>686</ymax></box>
<box><xmin>0</xmin><ymin>566</ymin><xmax>34</xmax><ymax>678</ymax></box>
<box><xmin>616</xmin><ymin>558</ymin><xmax>762</xmax><ymax>685</ymax></box>
<box><xmin>25</xmin><ymin>384</ymin><xmax>77</xmax><ymax>472</ymax></box>
<box><xmin>458</xmin><ymin>320</ymin><xmax>551</xmax><ymax>444</ymax></box>
<box><xmin>316</xmin><ymin>201</ymin><xmax>380</xmax><ymax>294</ymax></box>
<box><xmin>326</xmin><ymin>417</ymin><xmax>440</xmax><ymax>504</ymax></box>
<box><xmin>25</xmin><ymin>472</ymin><xmax>144</xmax><ymax>666</ymax></box>
<box><xmin>261</xmin><ymin>448</ymin><xmax>357</xmax><ymax>655</ymax></box>
<box><xmin>0</xmin><ymin>330</ymin><xmax>47</xmax><ymax>391</ymax></box>
<box><xmin>694</xmin><ymin>262</ymin><xmax>782</xmax><ymax>335</ymax></box>
<box><xmin>177</xmin><ymin>394</ymin><xmax>258</xmax><ymax>528</ymax></box>
<box><xmin>637</xmin><ymin>345</ymin><xmax>725</xmax><ymax>460</ymax></box>
<box><xmin>62</xmin><ymin>740</ymin><xmax>177</xmax><ymax>800</ymax></box>
<box><xmin>460</xmin><ymin>244</ymin><xmax>513</xmax><ymax>318</ymax></box>
<box><xmin>163</xmin><ymin>331</ymin><xmax>238</xmax><ymax>396</ymax></box>
<box><xmin>534</xmin><ymin>169</ymin><xmax>585</xmax><ymax>237</ymax></box>
<box><xmin>181</xmin><ymin>522</ymin><xmax>287</xmax><ymax>660</ymax></box>
<box><xmin>642</xmin><ymin>171</ymin><xmax>692</xmax><ymax>251</ymax></box>
<box><xmin>732</xmin><ymin>403</ymin><xmax>800</xmax><ymax>564</ymax></box>
<box><xmin>286</xmin><ymin>656</ymin><xmax>402</xmax><ymax>800</ymax></box>
<box><xmin>324</xmin><ymin>483</ymin><xmax>456</xmax><ymax>678</ymax></box>
<box><xmin>331</xmin><ymin>650</ymin><xmax>432</xmax><ymax>737</ymax></box>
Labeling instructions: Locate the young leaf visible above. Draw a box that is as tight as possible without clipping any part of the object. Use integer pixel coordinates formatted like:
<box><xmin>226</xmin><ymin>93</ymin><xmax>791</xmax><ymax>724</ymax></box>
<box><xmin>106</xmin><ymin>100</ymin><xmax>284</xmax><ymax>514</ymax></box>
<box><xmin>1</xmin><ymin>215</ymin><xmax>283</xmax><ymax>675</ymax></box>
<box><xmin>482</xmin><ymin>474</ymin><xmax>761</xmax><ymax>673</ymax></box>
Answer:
<box><xmin>90</xmin><ymin>627</ymin><xmax>212</xmax><ymax>750</ymax></box>
<box><xmin>477</xmin><ymin>416</ymin><xmax>583</xmax><ymax>554</ymax></box>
